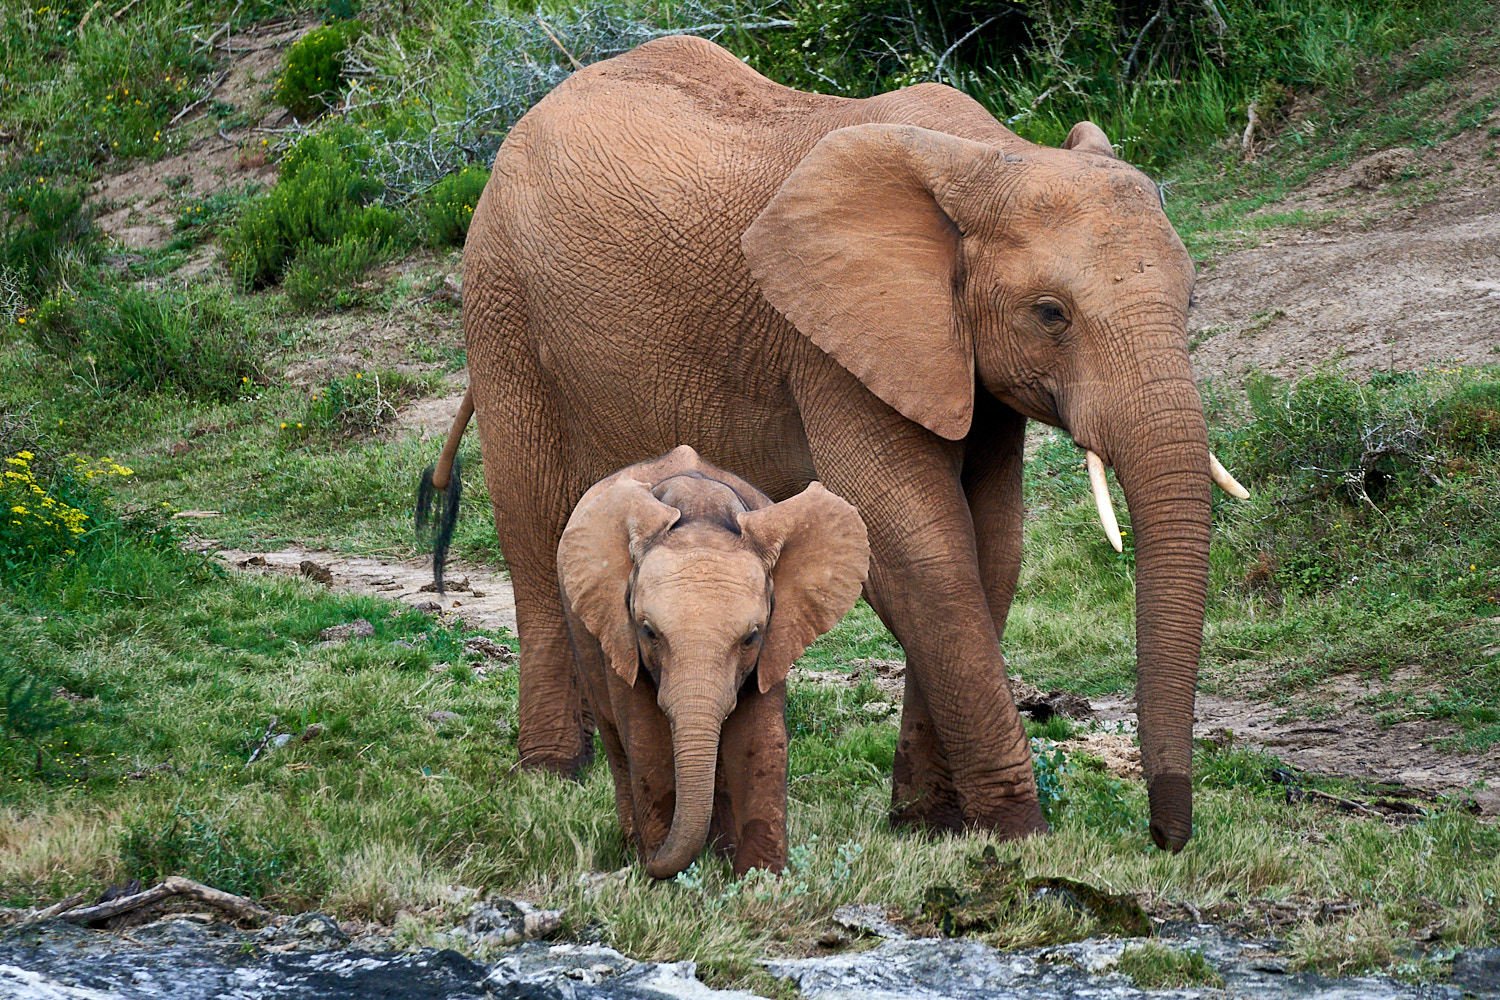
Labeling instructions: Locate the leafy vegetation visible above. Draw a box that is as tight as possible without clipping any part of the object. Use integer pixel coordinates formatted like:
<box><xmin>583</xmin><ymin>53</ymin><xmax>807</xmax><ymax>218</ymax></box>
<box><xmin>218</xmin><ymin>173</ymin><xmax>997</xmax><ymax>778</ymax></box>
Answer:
<box><xmin>274</xmin><ymin>19</ymin><xmax>364</xmax><ymax>122</ymax></box>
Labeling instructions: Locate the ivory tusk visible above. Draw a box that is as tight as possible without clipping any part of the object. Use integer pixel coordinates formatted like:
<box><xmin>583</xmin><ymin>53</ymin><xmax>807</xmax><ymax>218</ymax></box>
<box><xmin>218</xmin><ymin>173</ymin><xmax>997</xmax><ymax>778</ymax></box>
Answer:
<box><xmin>1209</xmin><ymin>452</ymin><xmax>1250</xmax><ymax>499</ymax></box>
<box><xmin>1085</xmin><ymin>450</ymin><xmax>1123</xmax><ymax>553</ymax></box>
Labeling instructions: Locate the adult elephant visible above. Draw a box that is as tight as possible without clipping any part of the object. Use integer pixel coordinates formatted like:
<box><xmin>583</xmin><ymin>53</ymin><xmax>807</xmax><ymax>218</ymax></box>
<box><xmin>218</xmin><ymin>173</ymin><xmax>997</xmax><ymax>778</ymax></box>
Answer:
<box><xmin>445</xmin><ymin>34</ymin><xmax>1247</xmax><ymax>852</ymax></box>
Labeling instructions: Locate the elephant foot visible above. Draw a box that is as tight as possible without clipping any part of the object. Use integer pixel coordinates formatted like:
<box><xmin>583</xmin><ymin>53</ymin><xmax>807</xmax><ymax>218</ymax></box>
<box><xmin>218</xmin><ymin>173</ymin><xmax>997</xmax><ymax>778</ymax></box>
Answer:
<box><xmin>516</xmin><ymin>743</ymin><xmax>595</xmax><ymax>779</ymax></box>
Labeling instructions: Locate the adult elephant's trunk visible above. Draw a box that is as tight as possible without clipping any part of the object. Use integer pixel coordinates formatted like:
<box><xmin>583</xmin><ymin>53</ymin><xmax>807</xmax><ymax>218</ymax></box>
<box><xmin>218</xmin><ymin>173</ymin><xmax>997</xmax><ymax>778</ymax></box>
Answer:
<box><xmin>644</xmin><ymin>690</ymin><xmax>731</xmax><ymax>879</ymax></box>
<box><xmin>1105</xmin><ymin>373</ymin><xmax>1212</xmax><ymax>853</ymax></box>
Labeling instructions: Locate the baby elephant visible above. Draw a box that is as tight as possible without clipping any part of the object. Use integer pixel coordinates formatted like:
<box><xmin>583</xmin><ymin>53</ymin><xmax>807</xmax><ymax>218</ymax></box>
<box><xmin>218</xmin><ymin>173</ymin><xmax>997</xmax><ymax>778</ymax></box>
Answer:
<box><xmin>558</xmin><ymin>445</ymin><xmax>869</xmax><ymax>878</ymax></box>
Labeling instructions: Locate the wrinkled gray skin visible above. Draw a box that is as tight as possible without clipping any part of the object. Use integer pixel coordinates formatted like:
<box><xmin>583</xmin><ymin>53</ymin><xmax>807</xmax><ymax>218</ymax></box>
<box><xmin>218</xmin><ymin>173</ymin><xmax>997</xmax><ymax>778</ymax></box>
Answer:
<box><xmin>461</xmin><ymin>34</ymin><xmax>1210</xmax><ymax>851</ymax></box>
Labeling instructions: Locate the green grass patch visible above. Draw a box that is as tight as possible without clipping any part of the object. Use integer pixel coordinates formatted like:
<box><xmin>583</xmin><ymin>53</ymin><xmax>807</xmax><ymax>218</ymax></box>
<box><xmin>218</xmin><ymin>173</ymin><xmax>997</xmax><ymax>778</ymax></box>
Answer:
<box><xmin>1118</xmin><ymin>943</ymin><xmax>1225</xmax><ymax>989</ymax></box>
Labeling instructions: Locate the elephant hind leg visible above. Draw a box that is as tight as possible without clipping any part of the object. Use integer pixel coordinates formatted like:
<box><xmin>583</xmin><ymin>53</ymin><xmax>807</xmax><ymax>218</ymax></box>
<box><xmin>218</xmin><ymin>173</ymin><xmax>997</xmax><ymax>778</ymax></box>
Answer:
<box><xmin>890</xmin><ymin>671</ymin><xmax>965</xmax><ymax>832</ymax></box>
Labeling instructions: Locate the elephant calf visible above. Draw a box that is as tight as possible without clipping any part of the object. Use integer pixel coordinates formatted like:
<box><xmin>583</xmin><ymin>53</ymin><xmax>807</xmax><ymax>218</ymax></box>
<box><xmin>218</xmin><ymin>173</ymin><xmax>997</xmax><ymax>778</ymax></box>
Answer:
<box><xmin>557</xmin><ymin>445</ymin><xmax>868</xmax><ymax>878</ymax></box>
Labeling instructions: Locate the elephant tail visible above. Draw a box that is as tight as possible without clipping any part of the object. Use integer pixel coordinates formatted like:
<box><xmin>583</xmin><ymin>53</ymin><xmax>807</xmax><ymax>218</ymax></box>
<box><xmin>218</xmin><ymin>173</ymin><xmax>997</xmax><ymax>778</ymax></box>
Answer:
<box><xmin>416</xmin><ymin>388</ymin><xmax>474</xmax><ymax>594</ymax></box>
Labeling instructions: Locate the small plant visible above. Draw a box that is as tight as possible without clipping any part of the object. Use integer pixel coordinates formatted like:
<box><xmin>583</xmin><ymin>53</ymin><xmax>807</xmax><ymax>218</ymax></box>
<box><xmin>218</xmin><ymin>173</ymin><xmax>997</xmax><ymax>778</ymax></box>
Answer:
<box><xmin>1117</xmin><ymin>943</ymin><xmax>1224</xmax><ymax>989</ymax></box>
<box><xmin>224</xmin><ymin>124</ymin><xmax>407</xmax><ymax>290</ymax></box>
<box><xmin>274</xmin><ymin>20</ymin><xmax>364</xmax><ymax>121</ymax></box>
<box><xmin>120</xmin><ymin>807</ymin><xmax>302</xmax><ymax>899</ymax></box>
<box><xmin>1</xmin><ymin>177</ymin><xmax>93</xmax><ymax>297</ymax></box>
<box><xmin>283</xmin><ymin>236</ymin><xmax>388</xmax><ymax>311</ymax></box>
<box><xmin>417</xmin><ymin>167</ymin><xmax>490</xmax><ymax>247</ymax></box>
<box><xmin>1</xmin><ymin>450</ymin><xmax>132</xmax><ymax>576</ymax></box>
<box><xmin>288</xmin><ymin>370</ymin><xmax>430</xmax><ymax>438</ymax></box>
<box><xmin>1030</xmin><ymin>737</ymin><xmax>1069</xmax><ymax>823</ymax></box>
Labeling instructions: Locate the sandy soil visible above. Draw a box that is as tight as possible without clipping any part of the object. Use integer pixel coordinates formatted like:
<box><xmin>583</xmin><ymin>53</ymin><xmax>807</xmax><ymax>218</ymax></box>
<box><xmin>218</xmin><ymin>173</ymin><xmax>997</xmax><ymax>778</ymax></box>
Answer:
<box><xmin>1189</xmin><ymin>84</ymin><xmax>1500</xmax><ymax>381</ymax></box>
<box><xmin>202</xmin><ymin>544</ymin><xmax>518</xmax><ymax>634</ymax></box>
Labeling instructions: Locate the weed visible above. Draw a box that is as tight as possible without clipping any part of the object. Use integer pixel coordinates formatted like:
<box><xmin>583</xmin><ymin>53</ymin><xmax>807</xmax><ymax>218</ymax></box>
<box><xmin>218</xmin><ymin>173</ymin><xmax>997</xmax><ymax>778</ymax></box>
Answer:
<box><xmin>291</xmin><ymin>370</ymin><xmax>434</xmax><ymax>438</ymax></box>
<box><xmin>1118</xmin><ymin>943</ymin><xmax>1225</xmax><ymax>989</ymax></box>
<box><xmin>28</xmin><ymin>281</ymin><xmax>263</xmax><ymax>401</ymax></box>
<box><xmin>1</xmin><ymin>177</ymin><xmax>94</xmax><ymax>298</ymax></box>
<box><xmin>120</xmin><ymin>807</ymin><xmax>309</xmax><ymax>900</ymax></box>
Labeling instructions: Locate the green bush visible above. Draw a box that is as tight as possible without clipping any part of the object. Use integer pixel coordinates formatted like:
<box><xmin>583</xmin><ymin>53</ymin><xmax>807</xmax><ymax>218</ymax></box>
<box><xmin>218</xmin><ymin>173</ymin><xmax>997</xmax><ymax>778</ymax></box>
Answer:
<box><xmin>121</xmin><ymin>807</ymin><xmax>305</xmax><ymax>899</ymax></box>
<box><xmin>283</xmin><ymin>235</ymin><xmax>388</xmax><ymax>311</ymax></box>
<box><xmin>223</xmin><ymin>124</ymin><xmax>407</xmax><ymax>290</ymax></box>
<box><xmin>274</xmin><ymin>20</ymin><xmax>364</xmax><ymax>121</ymax></box>
<box><xmin>28</xmin><ymin>281</ymin><xmax>261</xmax><ymax>400</ymax></box>
<box><xmin>417</xmin><ymin>166</ymin><xmax>489</xmax><ymax>247</ymax></box>
<box><xmin>1</xmin><ymin>177</ymin><xmax>93</xmax><ymax>297</ymax></box>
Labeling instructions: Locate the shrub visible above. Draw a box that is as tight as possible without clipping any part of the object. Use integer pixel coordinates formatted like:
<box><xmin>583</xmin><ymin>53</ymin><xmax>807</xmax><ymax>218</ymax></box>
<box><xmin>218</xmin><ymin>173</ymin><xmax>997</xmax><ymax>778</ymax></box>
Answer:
<box><xmin>285</xmin><ymin>369</ymin><xmax>431</xmax><ymax>438</ymax></box>
<box><xmin>274</xmin><ymin>20</ymin><xmax>364</xmax><ymax>122</ymax></box>
<box><xmin>121</xmin><ymin>807</ymin><xmax>303</xmax><ymax>900</ymax></box>
<box><xmin>283</xmin><ymin>235</ymin><xmax>388</xmax><ymax>311</ymax></box>
<box><xmin>1</xmin><ymin>177</ymin><xmax>93</xmax><ymax>297</ymax></box>
<box><xmin>223</xmin><ymin>124</ymin><xmax>407</xmax><ymax>290</ymax></box>
<box><xmin>417</xmin><ymin>167</ymin><xmax>489</xmax><ymax>247</ymax></box>
<box><xmin>29</xmin><ymin>281</ymin><xmax>262</xmax><ymax>400</ymax></box>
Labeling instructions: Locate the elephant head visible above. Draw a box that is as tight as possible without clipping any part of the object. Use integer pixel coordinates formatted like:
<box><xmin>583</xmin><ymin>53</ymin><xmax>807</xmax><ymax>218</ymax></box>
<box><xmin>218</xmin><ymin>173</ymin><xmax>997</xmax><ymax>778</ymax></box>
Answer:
<box><xmin>742</xmin><ymin>121</ymin><xmax>1246</xmax><ymax>852</ymax></box>
<box><xmin>558</xmin><ymin>469</ymin><xmax>868</xmax><ymax>878</ymax></box>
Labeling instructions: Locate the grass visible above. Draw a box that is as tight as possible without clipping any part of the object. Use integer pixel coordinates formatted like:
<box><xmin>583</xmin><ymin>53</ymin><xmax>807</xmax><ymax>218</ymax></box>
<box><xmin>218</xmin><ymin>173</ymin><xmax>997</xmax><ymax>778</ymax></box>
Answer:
<box><xmin>2</xmin><ymin>0</ymin><xmax>1500</xmax><ymax>989</ymax></box>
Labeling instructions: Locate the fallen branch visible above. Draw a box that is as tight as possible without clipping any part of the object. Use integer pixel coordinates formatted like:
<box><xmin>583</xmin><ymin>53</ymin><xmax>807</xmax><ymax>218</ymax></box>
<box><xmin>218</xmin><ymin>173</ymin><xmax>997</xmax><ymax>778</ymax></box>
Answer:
<box><xmin>535</xmin><ymin>17</ymin><xmax>583</xmax><ymax>71</ymax></box>
<box><xmin>61</xmin><ymin>876</ymin><xmax>271</xmax><ymax>926</ymax></box>
<box><xmin>28</xmin><ymin>891</ymin><xmax>89</xmax><ymax>923</ymax></box>
<box><xmin>244</xmin><ymin>715</ymin><xmax>279</xmax><ymax>767</ymax></box>
<box><xmin>169</xmin><ymin>70</ymin><xmax>230</xmax><ymax>125</ymax></box>
<box><xmin>1242</xmin><ymin>99</ymin><xmax>1258</xmax><ymax>160</ymax></box>
<box><xmin>931</xmin><ymin>16</ymin><xmax>997</xmax><ymax>81</ymax></box>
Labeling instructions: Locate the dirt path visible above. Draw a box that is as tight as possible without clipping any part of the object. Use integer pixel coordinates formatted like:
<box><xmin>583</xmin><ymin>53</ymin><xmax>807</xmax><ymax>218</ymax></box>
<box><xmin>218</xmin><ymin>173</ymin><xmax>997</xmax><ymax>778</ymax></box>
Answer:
<box><xmin>207</xmin><ymin>544</ymin><xmax>518</xmax><ymax>635</ymax></box>
<box><xmin>1189</xmin><ymin>113</ymin><xmax>1500</xmax><ymax>382</ymax></box>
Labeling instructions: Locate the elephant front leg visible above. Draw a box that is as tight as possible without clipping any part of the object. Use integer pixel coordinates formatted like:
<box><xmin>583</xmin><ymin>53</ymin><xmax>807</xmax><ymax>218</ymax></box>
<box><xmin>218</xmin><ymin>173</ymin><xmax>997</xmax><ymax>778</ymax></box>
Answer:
<box><xmin>714</xmin><ymin>681</ymin><xmax>789</xmax><ymax>876</ymax></box>
<box><xmin>799</xmin><ymin>393</ymin><xmax>1044</xmax><ymax>839</ymax></box>
<box><xmin>964</xmin><ymin>396</ymin><xmax>1027</xmax><ymax>635</ymax></box>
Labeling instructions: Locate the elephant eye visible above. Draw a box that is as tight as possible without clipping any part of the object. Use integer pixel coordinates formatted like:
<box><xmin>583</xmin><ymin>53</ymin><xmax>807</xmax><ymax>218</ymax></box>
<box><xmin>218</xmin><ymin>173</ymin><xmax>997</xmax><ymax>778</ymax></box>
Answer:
<box><xmin>640</xmin><ymin>622</ymin><xmax>660</xmax><ymax>644</ymax></box>
<box><xmin>1036</xmin><ymin>301</ymin><xmax>1068</xmax><ymax>327</ymax></box>
<box><xmin>741</xmin><ymin>629</ymin><xmax>760</xmax><ymax>648</ymax></box>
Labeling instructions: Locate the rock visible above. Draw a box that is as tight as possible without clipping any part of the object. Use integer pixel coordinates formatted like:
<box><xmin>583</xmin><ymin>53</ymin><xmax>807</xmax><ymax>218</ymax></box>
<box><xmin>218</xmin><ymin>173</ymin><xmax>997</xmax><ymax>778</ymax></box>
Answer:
<box><xmin>414</xmin><ymin>600</ymin><xmax>442</xmax><ymax>613</ymax></box>
<box><xmin>1453</xmin><ymin>948</ymin><xmax>1500</xmax><ymax>993</ymax></box>
<box><xmin>860</xmin><ymin>702</ymin><xmax>895</xmax><ymax>716</ymax></box>
<box><xmin>460</xmin><ymin>899</ymin><xmax>564</xmax><ymax>948</ymax></box>
<box><xmin>465</xmin><ymin>636</ymin><xmax>515</xmax><ymax>663</ymax></box>
<box><xmin>299</xmin><ymin>723</ymin><xmax>325</xmax><ymax>742</ymax></box>
<box><xmin>422</xmin><ymin>576</ymin><xmax>470</xmax><ymax>593</ymax></box>
<box><xmin>239</xmin><ymin>555</ymin><xmax>266</xmax><ymax>567</ymax></box>
<box><xmin>831</xmin><ymin>903</ymin><xmax>908</xmax><ymax>940</ymax></box>
<box><xmin>299</xmin><ymin>560</ymin><xmax>333</xmax><ymax>586</ymax></box>
<box><xmin>1468</xmin><ymin>787</ymin><xmax>1500</xmax><ymax>817</ymax></box>
<box><xmin>272</xmin><ymin>733</ymin><xmax>292</xmax><ymax>748</ymax></box>
<box><xmin>272</xmin><ymin>912</ymin><xmax>349</xmax><ymax>949</ymax></box>
<box><xmin>318</xmin><ymin>619</ymin><xmax>375</xmax><ymax>643</ymax></box>
<box><xmin>427</xmin><ymin>710</ymin><xmax>461</xmax><ymax>725</ymax></box>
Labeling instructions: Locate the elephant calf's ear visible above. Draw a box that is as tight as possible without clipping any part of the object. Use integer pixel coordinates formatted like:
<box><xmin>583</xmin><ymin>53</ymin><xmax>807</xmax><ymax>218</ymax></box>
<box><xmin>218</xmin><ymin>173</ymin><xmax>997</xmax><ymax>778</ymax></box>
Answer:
<box><xmin>558</xmin><ymin>478</ymin><xmax>680</xmax><ymax>687</ymax></box>
<box><xmin>1062</xmin><ymin>121</ymin><xmax>1115</xmax><ymax>158</ymax></box>
<box><xmin>738</xmin><ymin>483</ymin><xmax>869</xmax><ymax>693</ymax></box>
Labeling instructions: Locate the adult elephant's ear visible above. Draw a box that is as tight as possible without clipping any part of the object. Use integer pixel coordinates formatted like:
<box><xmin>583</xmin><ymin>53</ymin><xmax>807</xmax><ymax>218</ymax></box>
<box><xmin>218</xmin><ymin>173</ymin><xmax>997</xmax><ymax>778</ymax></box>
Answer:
<box><xmin>1063</xmin><ymin>120</ymin><xmax>1115</xmax><ymax>157</ymax></box>
<box><xmin>743</xmin><ymin>124</ymin><xmax>1000</xmax><ymax>441</ymax></box>
<box><xmin>558</xmin><ymin>478</ymin><xmax>680</xmax><ymax>687</ymax></box>
<box><xmin>738</xmin><ymin>482</ymin><xmax>869</xmax><ymax>693</ymax></box>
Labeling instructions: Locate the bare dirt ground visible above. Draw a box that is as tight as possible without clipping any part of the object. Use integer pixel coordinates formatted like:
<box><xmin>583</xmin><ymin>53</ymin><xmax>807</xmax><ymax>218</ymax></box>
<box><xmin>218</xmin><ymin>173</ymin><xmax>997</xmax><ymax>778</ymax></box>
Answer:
<box><xmin>201</xmin><ymin>543</ymin><xmax>518</xmax><ymax>634</ymax></box>
<box><xmin>1189</xmin><ymin>91</ymin><xmax>1500</xmax><ymax>381</ymax></box>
